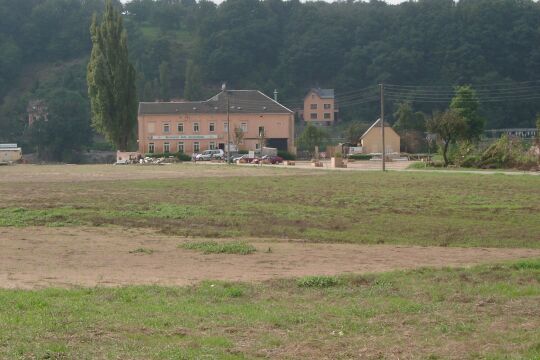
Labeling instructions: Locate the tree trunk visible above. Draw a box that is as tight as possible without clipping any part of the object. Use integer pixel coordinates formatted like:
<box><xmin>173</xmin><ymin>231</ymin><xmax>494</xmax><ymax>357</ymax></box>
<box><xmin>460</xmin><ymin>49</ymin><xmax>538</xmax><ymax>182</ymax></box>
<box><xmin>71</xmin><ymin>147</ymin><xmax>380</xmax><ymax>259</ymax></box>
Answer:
<box><xmin>443</xmin><ymin>140</ymin><xmax>450</xmax><ymax>166</ymax></box>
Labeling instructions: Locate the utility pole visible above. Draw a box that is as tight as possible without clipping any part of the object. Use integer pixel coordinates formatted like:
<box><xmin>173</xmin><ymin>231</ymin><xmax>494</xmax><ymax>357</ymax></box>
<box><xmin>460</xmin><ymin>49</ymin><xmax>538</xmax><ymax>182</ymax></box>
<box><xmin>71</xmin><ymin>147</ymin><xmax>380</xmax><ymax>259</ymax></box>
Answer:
<box><xmin>223</xmin><ymin>83</ymin><xmax>231</xmax><ymax>164</ymax></box>
<box><xmin>380</xmin><ymin>83</ymin><xmax>386</xmax><ymax>171</ymax></box>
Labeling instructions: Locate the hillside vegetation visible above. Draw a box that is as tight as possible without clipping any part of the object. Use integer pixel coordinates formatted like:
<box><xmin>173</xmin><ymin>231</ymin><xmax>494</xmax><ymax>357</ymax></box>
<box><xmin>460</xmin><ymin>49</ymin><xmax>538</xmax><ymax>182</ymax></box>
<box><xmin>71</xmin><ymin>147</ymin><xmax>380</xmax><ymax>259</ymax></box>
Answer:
<box><xmin>2</xmin><ymin>0</ymin><xmax>540</xmax><ymax>150</ymax></box>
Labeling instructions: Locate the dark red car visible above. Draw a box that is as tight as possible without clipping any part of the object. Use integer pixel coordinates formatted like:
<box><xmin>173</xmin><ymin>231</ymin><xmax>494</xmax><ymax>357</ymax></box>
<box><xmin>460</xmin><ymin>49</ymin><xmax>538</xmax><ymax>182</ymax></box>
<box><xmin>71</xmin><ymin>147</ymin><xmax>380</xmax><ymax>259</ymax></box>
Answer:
<box><xmin>258</xmin><ymin>155</ymin><xmax>283</xmax><ymax>164</ymax></box>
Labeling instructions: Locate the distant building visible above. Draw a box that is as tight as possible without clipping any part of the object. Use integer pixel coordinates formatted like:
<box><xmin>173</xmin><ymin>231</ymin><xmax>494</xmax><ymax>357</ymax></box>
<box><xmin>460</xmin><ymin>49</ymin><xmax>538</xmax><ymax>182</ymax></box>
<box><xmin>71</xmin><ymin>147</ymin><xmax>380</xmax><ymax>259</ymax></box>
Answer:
<box><xmin>27</xmin><ymin>100</ymin><xmax>48</xmax><ymax>127</ymax></box>
<box><xmin>138</xmin><ymin>90</ymin><xmax>295</xmax><ymax>155</ymax></box>
<box><xmin>359</xmin><ymin>119</ymin><xmax>400</xmax><ymax>154</ymax></box>
<box><xmin>302</xmin><ymin>88</ymin><xmax>338</xmax><ymax>126</ymax></box>
<box><xmin>0</xmin><ymin>143</ymin><xmax>22</xmax><ymax>163</ymax></box>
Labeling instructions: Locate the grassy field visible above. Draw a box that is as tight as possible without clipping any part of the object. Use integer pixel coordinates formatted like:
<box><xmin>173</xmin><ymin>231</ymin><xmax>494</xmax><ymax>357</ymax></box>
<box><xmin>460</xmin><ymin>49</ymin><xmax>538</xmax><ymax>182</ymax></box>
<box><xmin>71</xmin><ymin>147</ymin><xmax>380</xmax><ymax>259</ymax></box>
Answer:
<box><xmin>0</xmin><ymin>165</ymin><xmax>539</xmax><ymax>248</ymax></box>
<box><xmin>1</xmin><ymin>165</ymin><xmax>539</xmax><ymax>358</ymax></box>
<box><xmin>1</xmin><ymin>259</ymin><xmax>539</xmax><ymax>359</ymax></box>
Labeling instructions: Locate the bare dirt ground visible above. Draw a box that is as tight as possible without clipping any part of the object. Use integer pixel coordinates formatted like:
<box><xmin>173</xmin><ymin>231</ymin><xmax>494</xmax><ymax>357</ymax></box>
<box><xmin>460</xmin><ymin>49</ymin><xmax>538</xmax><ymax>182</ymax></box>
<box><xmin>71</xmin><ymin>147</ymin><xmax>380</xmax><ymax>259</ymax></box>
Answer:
<box><xmin>1</xmin><ymin>226</ymin><xmax>539</xmax><ymax>289</ymax></box>
<box><xmin>0</xmin><ymin>163</ymin><xmax>318</xmax><ymax>183</ymax></box>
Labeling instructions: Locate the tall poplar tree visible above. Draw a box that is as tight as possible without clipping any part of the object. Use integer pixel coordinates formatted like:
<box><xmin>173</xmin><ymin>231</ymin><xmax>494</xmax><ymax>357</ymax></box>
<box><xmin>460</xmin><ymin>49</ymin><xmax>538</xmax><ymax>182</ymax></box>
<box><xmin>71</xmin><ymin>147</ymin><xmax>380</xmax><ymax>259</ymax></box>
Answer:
<box><xmin>87</xmin><ymin>0</ymin><xmax>137</xmax><ymax>151</ymax></box>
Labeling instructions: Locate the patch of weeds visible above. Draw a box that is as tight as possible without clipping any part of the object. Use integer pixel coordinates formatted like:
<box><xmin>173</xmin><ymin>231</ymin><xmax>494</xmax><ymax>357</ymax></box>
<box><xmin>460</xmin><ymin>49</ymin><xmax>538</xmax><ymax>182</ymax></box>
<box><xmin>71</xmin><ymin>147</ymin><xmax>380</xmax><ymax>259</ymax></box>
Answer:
<box><xmin>225</xmin><ymin>287</ymin><xmax>244</xmax><ymax>298</ymax></box>
<box><xmin>297</xmin><ymin>275</ymin><xmax>340</xmax><ymax>288</ymax></box>
<box><xmin>180</xmin><ymin>241</ymin><xmax>256</xmax><ymax>255</ymax></box>
<box><xmin>129</xmin><ymin>248</ymin><xmax>154</xmax><ymax>255</ymax></box>
<box><xmin>367</xmin><ymin>279</ymin><xmax>397</xmax><ymax>296</ymax></box>
<box><xmin>511</xmin><ymin>259</ymin><xmax>540</xmax><ymax>270</ymax></box>
<box><xmin>196</xmin><ymin>282</ymin><xmax>247</xmax><ymax>298</ymax></box>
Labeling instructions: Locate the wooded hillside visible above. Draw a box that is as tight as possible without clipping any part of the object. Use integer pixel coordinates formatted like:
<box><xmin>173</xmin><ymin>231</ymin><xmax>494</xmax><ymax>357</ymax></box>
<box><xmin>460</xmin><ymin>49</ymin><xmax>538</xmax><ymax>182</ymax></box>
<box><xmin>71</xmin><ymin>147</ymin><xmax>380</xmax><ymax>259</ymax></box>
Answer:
<box><xmin>1</xmin><ymin>0</ymin><xmax>540</xmax><ymax>149</ymax></box>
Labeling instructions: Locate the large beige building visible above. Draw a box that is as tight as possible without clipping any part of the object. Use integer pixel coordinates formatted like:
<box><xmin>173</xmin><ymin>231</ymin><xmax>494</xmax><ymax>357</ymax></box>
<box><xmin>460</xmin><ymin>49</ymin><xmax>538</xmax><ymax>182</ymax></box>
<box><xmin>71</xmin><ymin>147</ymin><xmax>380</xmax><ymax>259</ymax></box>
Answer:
<box><xmin>302</xmin><ymin>88</ymin><xmax>338</xmax><ymax>126</ymax></box>
<box><xmin>359</xmin><ymin>119</ymin><xmax>401</xmax><ymax>154</ymax></box>
<box><xmin>138</xmin><ymin>90</ymin><xmax>295</xmax><ymax>154</ymax></box>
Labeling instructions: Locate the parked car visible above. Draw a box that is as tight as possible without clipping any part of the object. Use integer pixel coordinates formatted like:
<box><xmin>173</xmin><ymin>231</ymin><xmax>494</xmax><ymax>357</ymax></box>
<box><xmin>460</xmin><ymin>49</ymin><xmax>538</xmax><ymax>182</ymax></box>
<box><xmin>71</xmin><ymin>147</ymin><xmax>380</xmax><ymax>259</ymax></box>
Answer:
<box><xmin>223</xmin><ymin>152</ymin><xmax>240</xmax><ymax>163</ymax></box>
<box><xmin>195</xmin><ymin>149</ymin><xmax>224</xmax><ymax>161</ymax></box>
<box><xmin>252</xmin><ymin>155</ymin><xmax>283</xmax><ymax>164</ymax></box>
<box><xmin>233</xmin><ymin>154</ymin><xmax>256</xmax><ymax>163</ymax></box>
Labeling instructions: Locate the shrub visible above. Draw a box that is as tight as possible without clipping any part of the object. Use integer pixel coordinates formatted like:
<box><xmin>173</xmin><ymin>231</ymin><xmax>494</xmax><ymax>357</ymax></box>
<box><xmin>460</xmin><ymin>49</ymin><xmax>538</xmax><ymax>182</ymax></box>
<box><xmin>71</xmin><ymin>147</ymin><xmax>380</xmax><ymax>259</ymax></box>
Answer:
<box><xmin>460</xmin><ymin>155</ymin><xmax>480</xmax><ymax>168</ymax></box>
<box><xmin>334</xmin><ymin>152</ymin><xmax>342</xmax><ymax>158</ymax></box>
<box><xmin>407</xmin><ymin>162</ymin><xmax>428</xmax><ymax>169</ymax></box>
<box><xmin>478</xmin><ymin>135</ymin><xmax>537</xmax><ymax>169</ymax></box>
<box><xmin>348</xmin><ymin>154</ymin><xmax>372</xmax><ymax>160</ymax></box>
<box><xmin>277</xmin><ymin>150</ymin><xmax>296</xmax><ymax>160</ymax></box>
<box><xmin>449</xmin><ymin>141</ymin><xmax>478</xmax><ymax>167</ymax></box>
<box><xmin>176</xmin><ymin>152</ymin><xmax>192</xmax><ymax>161</ymax></box>
<box><xmin>297</xmin><ymin>275</ymin><xmax>340</xmax><ymax>288</ymax></box>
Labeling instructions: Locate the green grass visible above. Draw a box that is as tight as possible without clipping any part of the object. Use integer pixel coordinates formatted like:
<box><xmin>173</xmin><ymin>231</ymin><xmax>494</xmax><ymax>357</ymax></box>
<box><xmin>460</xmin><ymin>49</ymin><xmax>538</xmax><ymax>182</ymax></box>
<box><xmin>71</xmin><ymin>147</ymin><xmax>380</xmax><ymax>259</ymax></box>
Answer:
<box><xmin>181</xmin><ymin>240</ymin><xmax>256</xmax><ymax>255</ymax></box>
<box><xmin>1</xmin><ymin>259</ymin><xmax>539</xmax><ymax>359</ymax></box>
<box><xmin>1</xmin><ymin>167</ymin><xmax>539</xmax><ymax>248</ymax></box>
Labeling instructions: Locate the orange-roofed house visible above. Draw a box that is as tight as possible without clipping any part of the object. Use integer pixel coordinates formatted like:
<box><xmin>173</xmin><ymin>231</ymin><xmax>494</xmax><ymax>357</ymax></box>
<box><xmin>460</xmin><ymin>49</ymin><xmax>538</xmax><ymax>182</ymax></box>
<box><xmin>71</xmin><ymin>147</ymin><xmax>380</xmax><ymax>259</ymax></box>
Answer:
<box><xmin>302</xmin><ymin>88</ymin><xmax>338</xmax><ymax>126</ymax></box>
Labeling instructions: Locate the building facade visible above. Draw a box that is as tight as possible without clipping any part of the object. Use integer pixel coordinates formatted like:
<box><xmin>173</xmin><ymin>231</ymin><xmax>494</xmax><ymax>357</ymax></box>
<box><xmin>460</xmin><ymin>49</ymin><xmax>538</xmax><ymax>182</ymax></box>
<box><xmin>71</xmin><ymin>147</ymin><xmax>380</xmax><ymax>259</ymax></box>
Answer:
<box><xmin>359</xmin><ymin>119</ymin><xmax>401</xmax><ymax>154</ymax></box>
<box><xmin>138</xmin><ymin>90</ymin><xmax>294</xmax><ymax>155</ymax></box>
<box><xmin>302</xmin><ymin>88</ymin><xmax>338</xmax><ymax>126</ymax></box>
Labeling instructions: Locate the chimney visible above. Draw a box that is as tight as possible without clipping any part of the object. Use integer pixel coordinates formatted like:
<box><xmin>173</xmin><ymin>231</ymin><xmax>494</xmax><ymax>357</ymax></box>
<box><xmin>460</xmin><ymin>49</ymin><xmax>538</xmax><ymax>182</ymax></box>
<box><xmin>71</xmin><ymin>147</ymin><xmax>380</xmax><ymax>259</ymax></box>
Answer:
<box><xmin>273</xmin><ymin>89</ymin><xmax>278</xmax><ymax>102</ymax></box>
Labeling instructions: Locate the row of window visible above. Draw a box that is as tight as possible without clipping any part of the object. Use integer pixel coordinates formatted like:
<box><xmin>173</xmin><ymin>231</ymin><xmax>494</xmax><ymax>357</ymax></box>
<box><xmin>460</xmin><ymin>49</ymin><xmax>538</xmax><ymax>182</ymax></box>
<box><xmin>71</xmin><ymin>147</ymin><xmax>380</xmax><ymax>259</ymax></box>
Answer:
<box><xmin>310</xmin><ymin>113</ymin><xmax>332</xmax><ymax>120</ymax></box>
<box><xmin>148</xmin><ymin>141</ymin><xmax>213</xmax><ymax>154</ymax></box>
<box><xmin>309</xmin><ymin>103</ymin><xmax>332</xmax><ymax>110</ymax></box>
<box><xmin>159</xmin><ymin>122</ymin><xmax>248</xmax><ymax>134</ymax></box>
<box><xmin>147</xmin><ymin>141</ymin><xmax>264</xmax><ymax>154</ymax></box>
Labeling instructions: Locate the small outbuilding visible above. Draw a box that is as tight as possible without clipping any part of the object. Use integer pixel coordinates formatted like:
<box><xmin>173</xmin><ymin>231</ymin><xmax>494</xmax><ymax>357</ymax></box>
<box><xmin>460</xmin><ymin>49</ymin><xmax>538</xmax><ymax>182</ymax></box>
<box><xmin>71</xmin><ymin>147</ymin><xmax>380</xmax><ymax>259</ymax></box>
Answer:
<box><xmin>0</xmin><ymin>144</ymin><xmax>22</xmax><ymax>163</ymax></box>
<box><xmin>359</xmin><ymin>119</ymin><xmax>400</xmax><ymax>154</ymax></box>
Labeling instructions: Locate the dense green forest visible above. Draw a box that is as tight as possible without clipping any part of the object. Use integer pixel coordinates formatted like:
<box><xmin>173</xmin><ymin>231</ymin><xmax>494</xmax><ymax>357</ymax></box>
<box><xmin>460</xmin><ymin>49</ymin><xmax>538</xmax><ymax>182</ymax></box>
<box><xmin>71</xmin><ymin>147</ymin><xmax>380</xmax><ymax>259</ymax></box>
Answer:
<box><xmin>1</xmin><ymin>0</ymin><xmax>540</xmax><ymax>156</ymax></box>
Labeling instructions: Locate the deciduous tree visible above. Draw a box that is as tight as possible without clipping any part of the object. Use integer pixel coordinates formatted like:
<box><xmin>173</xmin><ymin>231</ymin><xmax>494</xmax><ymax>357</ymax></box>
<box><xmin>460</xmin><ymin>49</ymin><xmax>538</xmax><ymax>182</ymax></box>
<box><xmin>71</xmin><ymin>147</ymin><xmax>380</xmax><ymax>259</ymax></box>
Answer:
<box><xmin>297</xmin><ymin>123</ymin><xmax>329</xmax><ymax>158</ymax></box>
<box><xmin>426</xmin><ymin>110</ymin><xmax>467</xmax><ymax>166</ymax></box>
<box><xmin>26</xmin><ymin>89</ymin><xmax>92</xmax><ymax>162</ymax></box>
<box><xmin>450</xmin><ymin>86</ymin><xmax>485</xmax><ymax>142</ymax></box>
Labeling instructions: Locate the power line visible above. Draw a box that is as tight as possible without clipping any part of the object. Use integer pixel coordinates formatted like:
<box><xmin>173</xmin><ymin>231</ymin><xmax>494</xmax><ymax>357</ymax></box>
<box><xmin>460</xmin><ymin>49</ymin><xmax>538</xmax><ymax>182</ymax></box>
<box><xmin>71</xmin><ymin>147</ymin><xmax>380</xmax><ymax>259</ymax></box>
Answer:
<box><xmin>384</xmin><ymin>79</ymin><xmax>540</xmax><ymax>89</ymax></box>
<box><xmin>384</xmin><ymin>91</ymin><xmax>540</xmax><ymax>101</ymax></box>
<box><xmin>274</xmin><ymin>79</ymin><xmax>540</xmax><ymax>109</ymax></box>
<box><xmin>337</xmin><ymin>96</ymin><xmax>380</xmax><ymax>107</ymax></box>
<box><xmin>384</xmin><ymin>86</ymin><xmax>540</xmax><ymax>96</ymax></box>
<box><xmin>385</xmin><ymin>94</ymin><xmax>540</xmax><ymax>103</ymax></box>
